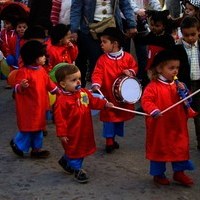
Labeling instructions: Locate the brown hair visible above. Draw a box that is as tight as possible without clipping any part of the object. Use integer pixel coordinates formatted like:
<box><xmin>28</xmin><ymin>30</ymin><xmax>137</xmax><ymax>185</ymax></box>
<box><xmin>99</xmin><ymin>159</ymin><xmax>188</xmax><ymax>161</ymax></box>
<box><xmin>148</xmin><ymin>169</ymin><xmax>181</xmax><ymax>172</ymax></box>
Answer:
<box><xmin>55</xmin><ymin>64</ymin><xmax>79</xmax><ymax>84</ymax></box>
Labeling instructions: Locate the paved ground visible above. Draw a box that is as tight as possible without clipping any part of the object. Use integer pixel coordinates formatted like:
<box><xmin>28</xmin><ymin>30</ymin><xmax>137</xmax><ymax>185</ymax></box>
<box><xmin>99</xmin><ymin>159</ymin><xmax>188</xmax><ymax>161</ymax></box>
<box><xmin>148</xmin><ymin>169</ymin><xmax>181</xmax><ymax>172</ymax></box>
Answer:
<box><xmin>0</xmin><ymin>79</ymin><xmax>200</xmax><ymax>200</ymax></box>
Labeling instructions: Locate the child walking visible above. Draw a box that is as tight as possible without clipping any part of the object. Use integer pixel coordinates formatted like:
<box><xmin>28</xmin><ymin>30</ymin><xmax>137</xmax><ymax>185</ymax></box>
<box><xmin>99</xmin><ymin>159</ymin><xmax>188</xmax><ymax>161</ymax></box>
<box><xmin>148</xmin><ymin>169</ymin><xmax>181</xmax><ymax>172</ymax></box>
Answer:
<box><xmin>10</xmin><ymin>40</ymin><xmax>58</xmax><ymax>158</ymax></box>
<box><xmin>141</xmin><ymin>50</ymin><xmax>194</xmax><ymax>186</ymax></box>
<box><xmin>174</xmin><ymin>16</ymin><xmax>200</xmax><ymax>150</ymax></box>
<box><xmin>92</xmin><ymin>27</ymin><xmax>138</xmax><ymax>153</ymax></box>
<box><xmin>54</xmin><ymin>63</ymin><xmax>113</xmax><ymax>183</ymax></box>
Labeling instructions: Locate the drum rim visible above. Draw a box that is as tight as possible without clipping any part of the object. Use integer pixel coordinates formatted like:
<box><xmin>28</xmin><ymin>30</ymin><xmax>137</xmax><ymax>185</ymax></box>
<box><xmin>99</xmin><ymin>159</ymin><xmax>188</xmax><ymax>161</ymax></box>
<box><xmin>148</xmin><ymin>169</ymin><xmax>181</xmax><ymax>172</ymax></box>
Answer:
<box><xmin>112</xmin><ymin>75</ymin><xmax>142</xmax><ymax>104</ymax></box>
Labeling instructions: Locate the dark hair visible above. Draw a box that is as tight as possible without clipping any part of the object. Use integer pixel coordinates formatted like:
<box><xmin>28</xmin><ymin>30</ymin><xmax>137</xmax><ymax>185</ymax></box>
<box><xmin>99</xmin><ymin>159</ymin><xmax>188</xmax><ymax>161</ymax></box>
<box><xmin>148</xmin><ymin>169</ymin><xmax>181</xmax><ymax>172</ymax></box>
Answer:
<box><xmin>50</xmin><ymin>23</ymin><xmax>71</xmax><ymax>45</ymax></box>
<box><xmin>24</xmin><ymin>25</ymin><xmax>46</xmax><ymax>40</ymax></box>
<box><xmin>148</xmin><ymin>10</ymin><xmax>170</xmax><ymax>26</ymax></box>
<box><xmin>97</xmin><ymin>27</ymin><xmax>125</xmax><ymax>47</ymax></box>
<box><xmin>55</xmin><ymin>64</ymin><xmax>80</xmax><ymax>84</ymax></box>
<box><xmin>2</xmin><ymin>14</ymin><xmax>18</xmax><ymax>27</ymax></box>
<box><xmin>180</xmin><ymin>16</ymin><xmax>200</xmax><ymax>30</ymax></box>
<box><xmin>20</xmin><ymin>40</ymin><xmax>47</xmax><ymax>65</ymax></box>
<box><xmin>14</xmin><ymin>17</ymin><xmax>28</xmax><ymax>29</ymax></box>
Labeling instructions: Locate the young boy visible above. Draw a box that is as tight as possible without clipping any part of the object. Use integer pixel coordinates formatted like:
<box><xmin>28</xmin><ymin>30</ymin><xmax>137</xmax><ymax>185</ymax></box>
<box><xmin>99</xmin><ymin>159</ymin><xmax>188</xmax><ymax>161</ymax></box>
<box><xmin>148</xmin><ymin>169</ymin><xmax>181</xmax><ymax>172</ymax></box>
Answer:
<box><xmin>91</xmin><ymin>27</ymin><xmax>138</xmax><ymax>153</ymax></box>
<box><xmin>54</xmin><ymin>63</ymin><xmax>113</xmax><ymax>183</ymax></box>
<box><xmin>10</xmin><ymin>40</ymin><xmax>58</xmax><ymax>158</ymax></box>
<box><xmin>174</xmin><ymin>16</ymin><xmax>200</xmax><ymax>150</ymax></box>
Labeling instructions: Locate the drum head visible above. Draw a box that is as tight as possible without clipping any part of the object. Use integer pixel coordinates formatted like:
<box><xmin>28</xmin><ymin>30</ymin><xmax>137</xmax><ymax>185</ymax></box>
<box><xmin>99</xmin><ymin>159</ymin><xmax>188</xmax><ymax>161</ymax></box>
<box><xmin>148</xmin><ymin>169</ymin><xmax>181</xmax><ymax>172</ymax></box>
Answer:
<box><xmin>121</xmin><ymin>78</ymin><xmax>141</xmax><ymax>103</ymax></box>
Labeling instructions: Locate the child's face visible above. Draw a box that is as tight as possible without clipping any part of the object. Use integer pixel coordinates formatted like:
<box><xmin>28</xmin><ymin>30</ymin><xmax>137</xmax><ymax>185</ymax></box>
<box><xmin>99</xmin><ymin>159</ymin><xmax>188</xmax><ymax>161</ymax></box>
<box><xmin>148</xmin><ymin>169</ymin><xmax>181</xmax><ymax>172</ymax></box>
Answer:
<box><xmin>157</xmin><ymin>60</ymin><xmax>180</xmax><ymax>81</ymax></box>
<box><xmin>181</xmin><ymin>27</ymin><xmax>199</xmax><ymax>45</ymax></box>
<box><xmin>16</xmin><ymin>23</ymin><xmax>28</xmax><ymax>37</ymax></box>
<box><xmin>100</xmin><ymin>36</ymin><xmax>116</xmax><ymax>53</ymax></box>
<box><xmin>60</xmin><ymin>71</ymin><xmax>81</xmax><ymax>92</ymax></box>
<box><xmin>3</xmin><ymin>20</ymin><xmax>13</xmax><ymax>31</ymax></box>
<box><xmin>36</xmin><ymin>55</ymin><xmax>46</xmax><ymax>66</ymax></box>
<box><xmin>185</xmin><ymin>3</ymin><xmax>196</xmax><ymax>16</ymax></box>
<box><xmin>60</xmin><ymin>31</ymin><xmax>72</xmax><ymax>46</ymax></box>
<box><xmin>150</xmin><ymin>20</ymin><xmax>165</xmax><ymax>35</ymax></box>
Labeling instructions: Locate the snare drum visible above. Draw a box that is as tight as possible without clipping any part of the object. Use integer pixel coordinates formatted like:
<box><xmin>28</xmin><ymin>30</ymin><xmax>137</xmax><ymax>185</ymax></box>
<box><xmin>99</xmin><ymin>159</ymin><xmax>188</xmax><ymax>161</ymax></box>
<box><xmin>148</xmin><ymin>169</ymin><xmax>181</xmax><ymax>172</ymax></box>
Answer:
<box><xmin>112</xmin><ymin>75</ymin><xmax>142</xmax><ymax>104</ymax></box>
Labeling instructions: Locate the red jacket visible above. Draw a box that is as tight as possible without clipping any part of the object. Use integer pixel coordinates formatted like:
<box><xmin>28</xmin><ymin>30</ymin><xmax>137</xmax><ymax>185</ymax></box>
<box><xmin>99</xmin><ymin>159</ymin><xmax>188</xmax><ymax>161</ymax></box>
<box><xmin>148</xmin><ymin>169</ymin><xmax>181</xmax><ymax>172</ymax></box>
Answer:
<box><xmin>92</xmin><ymin>51</ymin><xmax>138</xmax><ymax>122</ymax></box>
<box><xmin>141</xmin><ymin>79</ymin><xmax>190</xmax><ymax>162</ymax></box>
<box><xmin>15</xmin><ymin>65</ymin><xmax>57</xmax><ymax>131</ymax></box>
<box><xmin>54</xmin><ymin>88</ymin><xmax>107</xmax><ymax>158</ymax></box>
<box><xmin>47</xmin><ymin>43</ymin><xmax>78</xmax><ymax>68</ymax></box>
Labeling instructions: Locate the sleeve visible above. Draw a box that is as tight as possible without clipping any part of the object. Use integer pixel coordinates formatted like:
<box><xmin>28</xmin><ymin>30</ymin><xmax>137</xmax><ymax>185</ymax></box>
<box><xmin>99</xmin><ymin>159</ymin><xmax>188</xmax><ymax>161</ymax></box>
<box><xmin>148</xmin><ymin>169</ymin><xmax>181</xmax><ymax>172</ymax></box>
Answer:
<box><xmin>45</xmin><ymin>70</ymin><xmax>58</xmax><ymax>93</ymax></box>
<box><xmin>51</xmin><ymin>0</ymin><xmax>62</xmax><ymax>26</ymax></box>
<box><xmin>141</xmin><ymin>83</ymin><xmax>160</xmax><ymax>115</ymax></box>
<box><xmin>86</xmin><ymin>89</ymin><xmax>107</xmax><ymax>110</ymax></box>
<box><xmin>91</xmin><ymin>57</ymin><xmax>104</xmax><ymax>88</ymax></box>
<box><xmin>129</xmin><ymin>0</ymin><xmax>140</xmax><ymax>14</ymax></box>
<box><xmin>14</xmin><ymin>68</ymin><xmax>27</xmax><ymax>93</ymax></box>
<box><xmin>119</xmin><ymin>0</ymin><xmax>137</xmax><ymax>28</ymax></box>
<box><xmin>148</xmin><ymin>0</ymin><xmax>162</xmax><ymax>11</ymax></box>
<box><xmin>126</xmin><ymin>53</ymin><xmax>138</xmax><ymax>75</ymax></box>
<box><xmin>70</xmin><ymin>0</ymin><xmax>83</xmax><ymax>33</ymax></box>
<box><xmin>68</xmin><ymin>44</ymin><xmax>79</xmax><ymax>62</ymax></box>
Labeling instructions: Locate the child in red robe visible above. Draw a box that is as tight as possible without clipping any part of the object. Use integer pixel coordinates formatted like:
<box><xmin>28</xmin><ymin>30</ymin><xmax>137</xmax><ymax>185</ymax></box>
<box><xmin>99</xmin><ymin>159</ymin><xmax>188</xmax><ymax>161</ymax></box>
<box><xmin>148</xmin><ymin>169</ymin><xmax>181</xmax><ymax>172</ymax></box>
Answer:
<box><xmin>54</xmin><ymin>63</ymin><xmax>113</xmax><ymax>183</ymax></box>
<box><xmin>91</xmin><ymin>27</ymin><xmax>138</xmax><ymax>153</ymax></box>
<box><xmin>10</xmin><ymin>40</ymin><xmax>58</xmax><ymax>159</ymax></box>
<box><xmin>47</xmin><ymin>23</ymin><xmax>78</xmax><ymax>68</ymax></box>
<box><xmin>5</xmin><ymin>18</ymin><xmax>28</xmax><ymax>69</ymax></box>
<box><xmin>141</xmin><ymin>50</ymin><xmax>195</xmax><ymax>186</ymax></box>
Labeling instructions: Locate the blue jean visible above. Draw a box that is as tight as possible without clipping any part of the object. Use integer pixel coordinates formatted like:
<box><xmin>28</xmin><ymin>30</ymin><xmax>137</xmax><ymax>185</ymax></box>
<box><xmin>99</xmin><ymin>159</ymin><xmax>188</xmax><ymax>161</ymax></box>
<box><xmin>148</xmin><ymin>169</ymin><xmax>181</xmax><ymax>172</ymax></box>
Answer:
<box><xmin>13</xmin><ymin>131</ymin><xmax>43</xmax><ymax>152</ymax></box>
<box><xmin>103</xmin><ymin>122</ymin><xmax>124</xmax><ymax>138</ymax></box>
<box><xmin>150</xmin><ymin>160</ymin><xmax>194</xmax><ymax>176</ymax></box>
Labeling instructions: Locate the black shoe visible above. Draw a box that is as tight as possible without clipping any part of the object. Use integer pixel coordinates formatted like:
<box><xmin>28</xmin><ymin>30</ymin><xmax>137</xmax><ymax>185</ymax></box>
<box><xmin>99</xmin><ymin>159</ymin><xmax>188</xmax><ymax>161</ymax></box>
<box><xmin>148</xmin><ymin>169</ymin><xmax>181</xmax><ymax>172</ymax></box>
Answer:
<box><xmin>43</xmin><ymin>130</ymin><xmax>48</xmax><ymax>137</ymax></box>
<box><xmin>10</xmin><ymin>139</ymin><xmax>24</xmax><ymax>157</ymax></box>
<box><xmin>105</xmin><ymin>145</ymin><xmax>115</xmax><ymax>153</ymax></box>
<box><xmin>58</xmin><ymin>156</ymin><xmax>74</xmax><ymax>175</ymax></box>
<box><xmin>74</xmin><ymin>169</ymin><xmax>89</xmax><ymax>183</ymax></box>
<box><xmin>31</xmin><ymin>150</ymin><xmax>50</xmax><ymax>158</ymax></box>
<box><xmin>113</xmin><ymin>141</ymin><xmax>119</xmax><ymax>149</ymax></box>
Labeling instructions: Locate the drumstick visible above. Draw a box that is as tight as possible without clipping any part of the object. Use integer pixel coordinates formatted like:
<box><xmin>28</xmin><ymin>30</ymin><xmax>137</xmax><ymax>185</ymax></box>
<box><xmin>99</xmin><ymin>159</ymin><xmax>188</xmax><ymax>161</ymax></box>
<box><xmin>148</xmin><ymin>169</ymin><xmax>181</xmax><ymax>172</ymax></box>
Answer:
<box><xmin>161</xmin><ymin>88</ymin><xmax>200</xmax><ymax>115</ymax></box>
<box><xmin>113</xmin><ymin>106</ymin><xmax>149</xmax><ymax>116</ymax></box>
<box><xmin>97</xmin><ymin>89</ymin><xmax>149</xmax><ymax>116</ymax></box>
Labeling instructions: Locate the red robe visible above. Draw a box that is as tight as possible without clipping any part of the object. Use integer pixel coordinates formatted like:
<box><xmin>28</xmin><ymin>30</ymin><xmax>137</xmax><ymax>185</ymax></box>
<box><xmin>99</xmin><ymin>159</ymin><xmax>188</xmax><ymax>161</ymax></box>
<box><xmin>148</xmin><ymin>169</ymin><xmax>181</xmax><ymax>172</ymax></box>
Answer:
<box><xmin>15</xmin><ymin>66</ymin><xmax>57</xmax><ymax>132</ymax></box>
<box><xmin>92</xmin><ymin>52</ymin><xmax>138</xmax><ymax>122</ymax></box>
<box><xmin>141</xmin><ymin>79</ymin><xmax>190</xmax><ymax>162</ymax></box>
<box><xmin>54</xmin><ymin>88</ymin><xmax>107</xmax><ymax>158</ymax></box>
<box><xmin>47</xmin><ymin>43</ymin><xmax>78</xmax><ymax>68</ymax></box>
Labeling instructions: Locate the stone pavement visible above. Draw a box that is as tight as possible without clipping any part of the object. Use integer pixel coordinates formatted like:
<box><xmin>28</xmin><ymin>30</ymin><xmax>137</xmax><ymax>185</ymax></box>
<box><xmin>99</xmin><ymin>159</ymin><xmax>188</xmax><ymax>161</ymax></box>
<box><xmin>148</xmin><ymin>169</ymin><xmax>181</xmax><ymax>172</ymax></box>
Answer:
<box><xmin>0</xmin><ymin>79</ymin><xmax>199</xmax><ymax>200</ymax></box>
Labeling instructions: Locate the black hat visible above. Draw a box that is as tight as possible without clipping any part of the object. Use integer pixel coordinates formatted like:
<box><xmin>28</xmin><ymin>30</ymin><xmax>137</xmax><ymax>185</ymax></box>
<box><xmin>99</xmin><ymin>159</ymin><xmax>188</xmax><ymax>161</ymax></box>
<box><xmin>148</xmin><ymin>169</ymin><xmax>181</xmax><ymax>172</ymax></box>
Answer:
<box><xmin>97</xmin><ymin>27</ymin><xmax>125</xmax><ymax>46</ymax></box>
<box><xmin>150</xmin><ymin>49</ymin><xmax>180</xmax><ymax>69</ymax></box>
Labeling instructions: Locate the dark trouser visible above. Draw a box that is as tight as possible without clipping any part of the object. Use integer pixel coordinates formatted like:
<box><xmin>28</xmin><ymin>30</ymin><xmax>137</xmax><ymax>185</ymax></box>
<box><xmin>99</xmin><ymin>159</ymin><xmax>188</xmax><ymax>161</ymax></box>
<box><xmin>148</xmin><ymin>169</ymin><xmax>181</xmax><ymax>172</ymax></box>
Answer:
<box><xmin>190</xmin><ymin>80</ymin><xmax>200</xmax><ymax>146</ymax></box>
<box><xmin>75</xmin><ymin>31</ymin><xmax>103</xmax><ymax>87</ymax></box>
<box><xmin>134</xmin><ymin>35</ymin><xmax>149</xmax><ymax>89</ymax></box>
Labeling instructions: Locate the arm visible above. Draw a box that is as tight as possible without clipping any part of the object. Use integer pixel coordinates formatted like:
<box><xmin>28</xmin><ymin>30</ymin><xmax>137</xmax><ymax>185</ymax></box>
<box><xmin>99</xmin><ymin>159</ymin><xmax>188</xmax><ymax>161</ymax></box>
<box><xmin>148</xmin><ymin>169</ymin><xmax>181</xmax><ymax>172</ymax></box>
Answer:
<box><xmin>141</xmin><ymin>83</ymin><xmax>161</xmax><ymax>117</ymax></box>
<box><xmin>119</xmin><ymin>0</ymin><xmax>137</xmax><ymax>28</ymax></box>
<box><xmin>91</xmin><ymin>57</ymin><xmax>104</xmax><ymax>89</ymax></box>
<box><xmin>51</xmin><ymin>0</ymin><xmax>62</xmax><ymax>26</ymax></box>
<box><xmin>148</xmin><ymin>0</ymin><xmax>162</xmax><ymax>11</ymax></box>
<box><xmin>70</xmin><ymin>0</ymin><xmax>83</xmax><ymax>33</ymax></box>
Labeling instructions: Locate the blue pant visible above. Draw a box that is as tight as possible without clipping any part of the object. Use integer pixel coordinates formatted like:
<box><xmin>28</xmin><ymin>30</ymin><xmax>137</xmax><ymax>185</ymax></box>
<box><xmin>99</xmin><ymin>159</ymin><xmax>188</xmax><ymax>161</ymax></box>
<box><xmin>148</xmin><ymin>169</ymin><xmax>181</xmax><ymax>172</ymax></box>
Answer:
<box><xmin>150</xmin><ymin>160</ymin><xmax>194</xmax><ymax>176</ymax></box>
<box><xmin>13</xmin><ymin>131</ymin><xmax>43</xmax><ymax>153</ymax></box>
<box><xmin>64</xmin><ymin>155</ymin><xmax>83</xmax><ymax>170</ymax></box>
<box><xmin>103</xmin><ymin>122</ymin><xmax>124</xmax><ymax>138</ymax></box>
